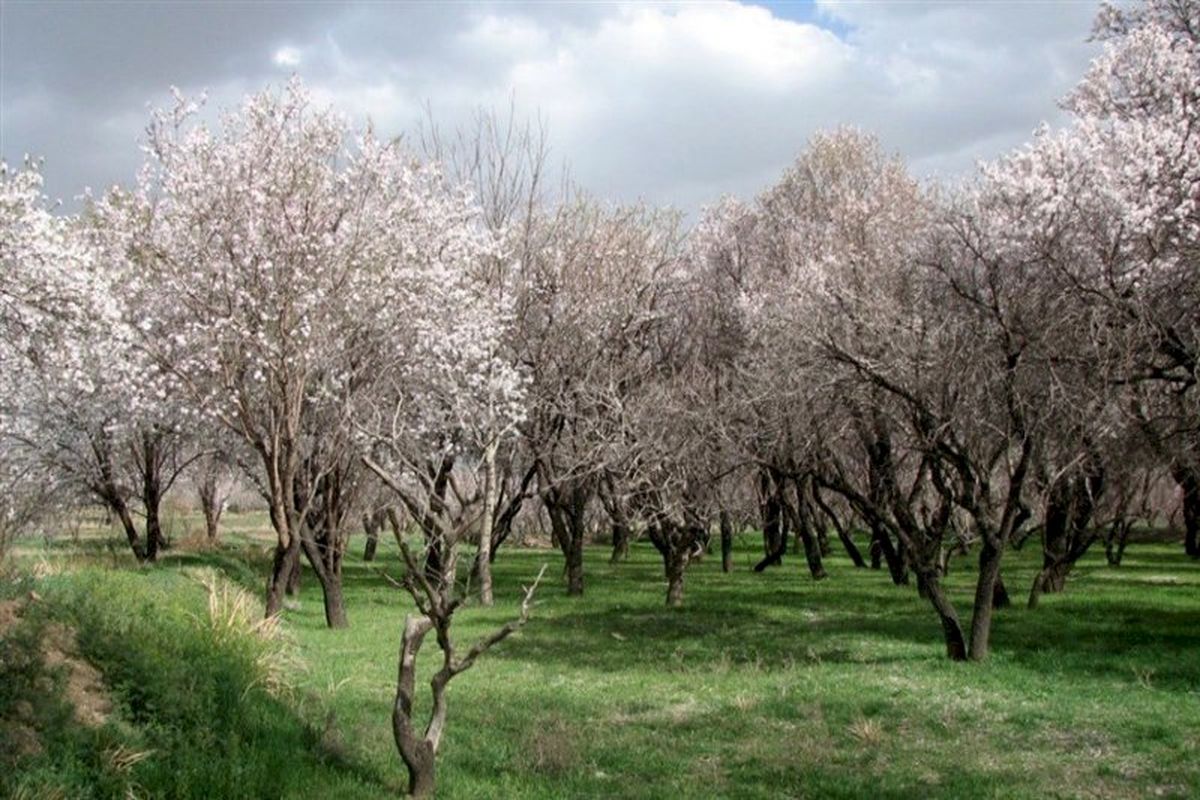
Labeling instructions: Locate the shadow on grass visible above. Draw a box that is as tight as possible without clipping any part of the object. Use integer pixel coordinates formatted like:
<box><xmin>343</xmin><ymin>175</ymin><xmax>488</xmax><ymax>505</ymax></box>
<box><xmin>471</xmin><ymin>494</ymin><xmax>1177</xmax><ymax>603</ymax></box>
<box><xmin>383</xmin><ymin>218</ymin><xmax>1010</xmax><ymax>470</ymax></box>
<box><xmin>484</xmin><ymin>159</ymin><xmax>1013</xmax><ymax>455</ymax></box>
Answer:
<box><xmin>469</xmin><ymin>545</ymin><xmax>1200</xmax><ymax>691</ymax></box>
<box><xmin>62</xmin><ymin>532</ymin><xmax>1200</xmax><ymax>692</ymax></box>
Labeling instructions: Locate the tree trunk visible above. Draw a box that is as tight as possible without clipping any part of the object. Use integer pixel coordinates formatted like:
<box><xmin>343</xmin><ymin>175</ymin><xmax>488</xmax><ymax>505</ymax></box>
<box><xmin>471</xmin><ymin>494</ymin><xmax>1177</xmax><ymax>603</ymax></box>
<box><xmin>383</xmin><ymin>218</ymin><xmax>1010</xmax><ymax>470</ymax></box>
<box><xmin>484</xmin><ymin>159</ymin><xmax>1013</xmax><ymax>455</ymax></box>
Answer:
<box><xmin>316</xmin><ymin>566</ymin><xmax>345</xmax><ymax>628</ymax></box>
<box><xmin>266</xmin><ymin>534</ymin><xmax>299</xmax><ymax>617</ymax></box>
<box><xmin>864</xmin><ymin>429</ymin><xmax>908</xmax><ymax>583</ymax></box>
<box><xmin>202</xmin><ymin>502</ymin><xmax>221</xmax><ymax>542</ymax></box>
<box><xmin>666</xmin><ymin>555</ymin><xmax>686</xmax><ymax>607</ymax></box>
<box><xmin>1040</xmin><ymin>480</ymin><xmax>1071</xmax><ymax>581</ymax></box>
<box><xmin>203</xmin><ymin>509</ymin><xmax>220</xmax><ymax>542</ymax></box>
<box><xmin>815</xmin><ymin>524</ymin><xmax>831</xmax><ymax>557</ymax></box>
<box><xmin>198</xmin><ymin>471</ymin><xmax>223</xmax><ymax>542</ymax></box>
<box><xmin>490</xmin><ymin>463</ymin><xmax>536</xmax><ymax>563</ymax></box>
<box><xmin>116</xmin><ymin>502</ymin><xmax>145</xmax><ymax>561</ymax></box>
<box><xmin>1173</xmin><ymin>463</ymin><xmax>1200</xmax><ymax>558</ymax></box>
<box><xmin>915</xmin><ymin>568</ymin><xmax>932</xmax><ymax>600</ymax></box>
<box><xmin>300</xmin><ymin>538</ymin><xmax>348</xmax><ymax>628</ymax></box>
<box><xmin>387</xmin><ymin>507</ymin><xmax>405</xmax><ymax>544</ymax></box>
<box><xmin>320</xmin><ymin>571</ymin><xmax>348</xmax><ymax>628</ymax></box>
<box><xmin>754</xmin><ymin>471</ymin><xmax>791</xmax><ymax>571</ymax></box>
<box><xmin>299</xmin><ymin>512</ymin><xmax>349</xmax><ymax>629</ymax></box>
<box><xmin>546</xmin><ymin>500</ymin><xmax>571</xmax><ymax>568</ymax></box>
<box><xmin>1030</xmin><ymin>467</ymin><xmax>1102</xmax><ymax>604</ymax></box>
<box><xmin>140</xmin><ymin>431</ymin><xmax>166</xmax><ymax>562</ymax></box>
<box><xmin>566</xmin><ymin>525</ymin><xmax>584</xmax><ymax>596</ymax></box>
<box><xmin>422</xmin><ymin>456</ymin><xmax>455</xmax><ymax>586</ymax></box>
<box><xmin>719</xmin><ymin>510</ymin><xmax>733</xmax><ymax>573</ymax></box>
<box><xmin>1105</xmin><ymin>520</ymin><xmax>1131</xmax><ymax>566</ymax></box>
<box><xmin>477</xmin><ymin>441</ymin><xmax>497</xmax><ymax>606</ymax></box>
<box><xmin>95</xmin><ymin>441</ymin><xmax>145</xmax><ymax>562</ymax></box>
<box><xmin>144</xmin><ymin>499</ymin><xmax>164</xmax><ymax>562</ymax></box>
<box><xmin>610</xmin><ymin>522</ymin><xmax>630</xmax><ymax>563</ymax></box>
<box><xmin>752</xmin><ymin>539</ymin><xmax>787</xmax><ymax>572</ymax></box>
<box><xmin>599</xmin><ymin>476</ymin><xmax>631</xmax><ymax>563</ymax></box>
<box><xmin>813</xmin><ymin>487</ymin><xmax>865</xmax><ymax>568</ymax></box>
<box><xmin>104</xmin><ymin>493</ymin><xmax>146</xmax><ymax>563</ymax></box>
<box><xmin>925</xmin><ymin>576</ymin><xmax>968</xmax><ymax>661</ymax></box>
<box><xmin>967</xmin><ymin>539</ymin><xmax>1004</xmax><ymax>661</ymax></box>
<box><xmin>649</xmin><ymin>521</ymin><xmax>692</xmax><ymax>607</ymax></box>
<box><xmin>790</xmin><ymin>478</ymin><xmax>827</xmax><ymax>580</ymax></box>
<box><xmin>489</xmin><ymin>502</ymin><xmax>518</xmax><ymax>563</ymax></box>
<box><xmin>871</xmin><ymin>526</ymin><xmax>907</xmax><ymax>584</ymax></box>
<box><xmin>759</xmin><ymin>469</ymin><xmax>784</xmax><ymax>558</ymax></box>
<box><xmin>404</xmin><ymin>746</ymin><xmax>436</xmax><ymax>798</ymax></box>
<box><xmin>362</xmin><ymin>512</ymin><xmax>381</xmax><ymax>562</ymax></box>
<box><xmin>547</xmin><ymin>488</ymin><xmax>588</xmax><ymax>596</ymax></box>
<box><xmin>393</xmin><ymin>615</ymin><xmax>437</xmax><ymax>798</ymax></box>
<box><xmin>285</xmin><ymin>548</ymin><xmax>302</xmax><ymax>596</ymax></box>
<box><xmin>795</xmin><ymin>515</ymin><xmax>827</xmax><ymax>579</ymax></box>
<box><xmin>992</xmin><ymin>571</ymin><xmax>1011</xmax><ymax>609</ymax></box>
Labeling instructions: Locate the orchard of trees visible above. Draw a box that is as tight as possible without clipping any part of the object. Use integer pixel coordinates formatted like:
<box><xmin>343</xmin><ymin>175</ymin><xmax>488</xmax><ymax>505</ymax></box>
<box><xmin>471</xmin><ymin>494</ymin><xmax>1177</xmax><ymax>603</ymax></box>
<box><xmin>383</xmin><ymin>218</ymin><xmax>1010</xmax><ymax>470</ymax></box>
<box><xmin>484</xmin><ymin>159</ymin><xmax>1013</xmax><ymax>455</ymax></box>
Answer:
<box><xmin>1</xmin><ymin>2</ymin><xmax>1196</xmax><ymax>795</ymax></box>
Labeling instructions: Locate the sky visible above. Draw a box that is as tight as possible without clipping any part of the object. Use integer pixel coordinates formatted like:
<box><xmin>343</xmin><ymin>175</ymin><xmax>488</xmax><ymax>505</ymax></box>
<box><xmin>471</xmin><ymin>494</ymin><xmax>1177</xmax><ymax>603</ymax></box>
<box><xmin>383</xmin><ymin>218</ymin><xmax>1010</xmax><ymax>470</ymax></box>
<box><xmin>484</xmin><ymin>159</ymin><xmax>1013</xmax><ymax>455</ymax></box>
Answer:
<box><xmin>0</xmin><ymin>0</ymin><xmax>1104</xmax><ymax>214</ymax></box>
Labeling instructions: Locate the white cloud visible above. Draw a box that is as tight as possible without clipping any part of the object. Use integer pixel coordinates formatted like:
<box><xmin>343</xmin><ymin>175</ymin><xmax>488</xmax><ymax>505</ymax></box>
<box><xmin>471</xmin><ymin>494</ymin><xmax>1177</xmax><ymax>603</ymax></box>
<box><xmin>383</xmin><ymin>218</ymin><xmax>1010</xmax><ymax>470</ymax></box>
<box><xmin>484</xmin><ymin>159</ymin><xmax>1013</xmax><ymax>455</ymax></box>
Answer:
<box><xmin>1</xmin><ymin>0</ymin><xmax>1104</xmax><ymax>214</ymax></box>
<box><xmin>272</xmin><ymin>46</ymin><xmax>302</xmax><ymax>68</ymax></box>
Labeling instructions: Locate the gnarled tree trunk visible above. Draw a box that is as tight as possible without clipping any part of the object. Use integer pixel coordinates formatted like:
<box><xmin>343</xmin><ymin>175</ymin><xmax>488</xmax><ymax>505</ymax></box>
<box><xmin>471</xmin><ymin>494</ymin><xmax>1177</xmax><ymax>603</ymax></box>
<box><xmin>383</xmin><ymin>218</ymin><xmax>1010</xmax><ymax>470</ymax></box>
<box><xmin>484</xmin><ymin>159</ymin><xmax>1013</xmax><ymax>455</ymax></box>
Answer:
<box><xmin>968</xmin><ymin>538</ymin><xmax>1004</xmax><ymax>660</ymax></box>
<box><xmin>421</xmin><ymin>456</ymin><xmax>455</xmax><ymax>587</ymax></box>
<box><xmin>476</xmin><ymin>440</ymin><xmax>498</xmax><ymax>606</ymax></box>
<box><xmin>362</xmin><ymin>508</ymin><xmax>389</xmax><ymax>562</ymax></box>
<box><xmin>925</xmin><ymin>574</ymin><xmax>968</xmax><ymax>661</ymax></box>
<box><xmin>1028</xmin><ymin>463</ymin><xmax>1103</xmax><ymax>608</ymax></box>
<box><xmin>200</xmin><ymin>489</ymin><xmax>223</xmax><ymax>542</ymax></box>
<box><xmin>788</xmin><ymin>475</ymin><xmax>827</xmax><ymax>580</ymax></box>
<box><xmin>647</xmin><ymin>518</ymin><xmax>703</xmax><ymax>607</ymax></box>
<box><xmin>546</xmin><ymin>484</ymin><xmax>589</xmax><ymax>596</ymax></box>
<box><xmin>1172</xmin><ymin>462</ymin><xmax>1200</xmax><ymax>558</ymax></box>
<box><xmin>301</xmin><ymin>530</ymin><xmax>348</xmax><ymax>628</ymax></box>
<box><xmin>108</xmin><ymin>493</ymin><xmax>146</xmax><ymax>563</ymax></box>
<box><xmin>390</xmin><ymin>550</ymin><xmax>545</xmax><ymax>799</ymax></box>
<box><xmin>719</xmin><ymin>510</ymin><xmax>733</xmax><ymax>573</ymax></box>
<box><xmin>141</xmin><ymin>433</ymin><xmax>166</xmax><ymax>562</ymax></box>
<box><xmin>394</xmin><ymin>615</ymin><xmax>437</xmax><ymax>797</ymax></box>
<box><xmin>266</xmin><ymin>532</ymin><xmax>300</xmax><ymax>617</ymax></box>
<box><xmin>91</xmin><ymin>432</ymin><xmax>146</xmax><ymax>563</ymax></box>
<box><xmin>813</xmin><ymin>485</ymin><xmax>865</xmax><ymax>568</ymax></box>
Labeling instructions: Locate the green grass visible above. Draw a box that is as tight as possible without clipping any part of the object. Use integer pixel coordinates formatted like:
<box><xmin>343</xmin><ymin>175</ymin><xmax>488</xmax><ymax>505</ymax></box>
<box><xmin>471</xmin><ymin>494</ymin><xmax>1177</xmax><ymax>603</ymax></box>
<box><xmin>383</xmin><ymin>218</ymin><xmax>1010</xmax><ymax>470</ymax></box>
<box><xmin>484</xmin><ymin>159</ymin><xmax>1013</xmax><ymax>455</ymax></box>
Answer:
<box><xmin>5</xmin><ymin>520</ymin><xmax>1200</xmax><ymax>798</ymax></box>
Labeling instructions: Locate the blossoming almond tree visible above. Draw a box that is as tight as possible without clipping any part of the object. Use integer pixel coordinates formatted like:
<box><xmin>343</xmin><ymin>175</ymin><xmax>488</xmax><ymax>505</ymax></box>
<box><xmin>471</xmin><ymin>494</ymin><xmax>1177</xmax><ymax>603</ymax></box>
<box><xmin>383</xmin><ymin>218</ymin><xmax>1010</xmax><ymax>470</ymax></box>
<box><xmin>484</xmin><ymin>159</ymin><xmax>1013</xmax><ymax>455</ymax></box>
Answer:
<box><xmin>511</xmin><ymin>198</ymin><xmax>684</xmax><ymax>595</ymax></box>
<box><xmin>109</xmin><ymin>79</ymin><xmax>493</xmax><ymax>618</ymax></box>
<box><xmin>339</xmin><ymin>111</ymin><xmax>542</xmax><ymax>797</ymax></box>
<box><xmin>1</xmin><ymin>161</ymin><xmax>192</xmax><ymax>563</ymax></box>
<box><xmin>980</xmin><ymin>0</ymin><xmax>1200</xmax><ymax>558</ymax></box>
<box><xmin>1</xmin><ymin>161</ymin><xmax>93</xmax><ymax>554</ymax></box>
<box><xmin>356</xmin><ymin>207</ymin><xmax>527</xmax><ymax>605</ymax></box>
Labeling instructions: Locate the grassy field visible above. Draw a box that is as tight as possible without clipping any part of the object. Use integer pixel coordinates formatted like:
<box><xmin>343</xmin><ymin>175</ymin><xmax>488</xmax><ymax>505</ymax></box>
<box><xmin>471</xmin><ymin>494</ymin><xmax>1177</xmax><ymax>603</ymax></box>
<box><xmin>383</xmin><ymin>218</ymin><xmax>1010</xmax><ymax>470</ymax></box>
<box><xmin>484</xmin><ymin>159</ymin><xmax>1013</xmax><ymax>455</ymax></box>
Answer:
<box><xmin>3</xmin><ymin>514</ymin><xmax>1199</xmax><ymax>799</ymax></box>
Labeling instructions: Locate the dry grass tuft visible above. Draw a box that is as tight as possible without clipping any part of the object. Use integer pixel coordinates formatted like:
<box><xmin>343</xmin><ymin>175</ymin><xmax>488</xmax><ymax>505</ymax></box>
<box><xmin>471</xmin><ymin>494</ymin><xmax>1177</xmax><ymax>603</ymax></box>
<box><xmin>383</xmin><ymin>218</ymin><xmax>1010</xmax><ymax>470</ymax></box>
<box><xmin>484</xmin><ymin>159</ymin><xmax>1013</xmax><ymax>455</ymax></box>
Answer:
<box><xmin>104</xmin><ymin>743</ymin><xmax>154</xmax><ymax>773</ymax></box>
<box><xmin>521</xmin><ymin>715</ymin><xmax>580</xmax><ymax>776</ymax></box>
<box><xmin>29</xmin><ymin>555</ymin><xmax>65</xmax><ymax>579</ymax></box>
<box><xmin>847</xmin><ymin>717</ymin><xmax>884</xmax><ymax>746</ymax></box>
<box><xmin>9</xmin><ymin>785</ymin><xmax>70</xmax><ymax>800</ymax></box>
<box><xmin>187</xmin><ymin>568</ymin><xmax>302</xmax><ymax>699</ymax></box>
<box><xmin>732</xmin><ymin>693</ymin><xmax>758</xmax><ymax>713</ymax></box>
<box><xmin>1131</xmin><ymin>666</ymin><xmax>1156</xmax><ymax>689</ymax></box>
<box><xmin>170</xmin><ymin>535</ymin><xmax>220</xmax><ymax>553</ymax></box>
